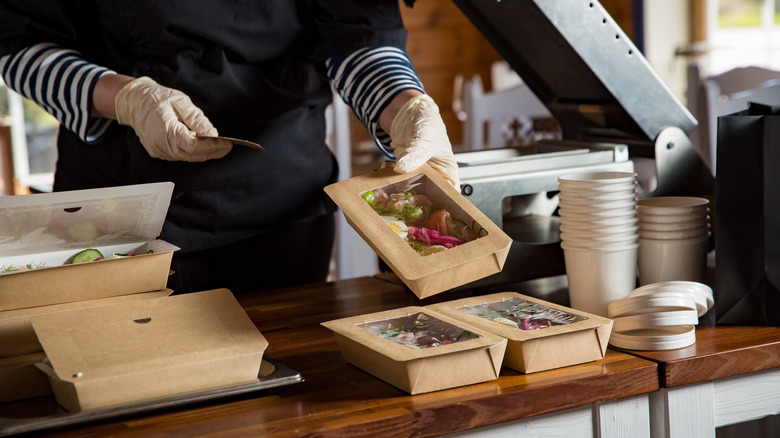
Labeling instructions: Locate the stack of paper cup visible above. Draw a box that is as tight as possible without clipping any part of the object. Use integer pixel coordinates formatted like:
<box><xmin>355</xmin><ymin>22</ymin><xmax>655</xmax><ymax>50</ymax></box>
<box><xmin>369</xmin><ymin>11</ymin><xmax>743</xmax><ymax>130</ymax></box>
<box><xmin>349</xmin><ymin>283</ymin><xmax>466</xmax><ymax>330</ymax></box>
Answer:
<box><xmin>637</xmin><ymin>197</ymin><xmax>711</xmax><ymax>286</ymax></box>
<box><xmin>557</xmin><ymin>172</ymin><xmax>639</xmax><ymax>317</ymax></box>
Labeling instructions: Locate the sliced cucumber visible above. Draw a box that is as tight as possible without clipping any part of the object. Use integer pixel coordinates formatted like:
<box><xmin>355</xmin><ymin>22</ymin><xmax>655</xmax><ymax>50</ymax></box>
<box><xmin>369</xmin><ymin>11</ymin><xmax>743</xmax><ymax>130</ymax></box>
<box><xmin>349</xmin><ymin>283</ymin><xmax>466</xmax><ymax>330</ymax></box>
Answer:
<box><xmin>452</xmin><ymin>218</ymin><xmax>467</xmax><ymax>232</ymax></box>
<box><xmin>71</xmin><ymin>248</ymin><xmax>103</xmax><ymax>264</ymax></box>
<box><xmin>472</xmin><ymin>221</ymin><xmax>488</xmax><ymax>237</ymax></box>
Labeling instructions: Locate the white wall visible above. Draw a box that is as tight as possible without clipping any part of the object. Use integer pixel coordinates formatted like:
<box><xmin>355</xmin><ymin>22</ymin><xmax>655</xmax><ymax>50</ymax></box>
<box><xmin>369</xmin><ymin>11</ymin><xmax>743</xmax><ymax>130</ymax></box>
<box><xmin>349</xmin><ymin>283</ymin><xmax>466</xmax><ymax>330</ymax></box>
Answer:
<box><xmin>643</xmin><ymin>0</ymin><xmax>691</xmax><ymax>103</ymax></box>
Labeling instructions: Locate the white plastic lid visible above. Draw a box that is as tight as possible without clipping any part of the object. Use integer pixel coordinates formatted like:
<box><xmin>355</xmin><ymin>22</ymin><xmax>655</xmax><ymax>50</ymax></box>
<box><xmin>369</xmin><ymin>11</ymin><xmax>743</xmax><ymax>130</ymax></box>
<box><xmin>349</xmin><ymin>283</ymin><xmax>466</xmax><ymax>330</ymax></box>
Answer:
<box><xmin>612</xmin><ymin>310</ymin><xmax>699</xmax><ymax>332</ymax></box>
<box><xmin>607</xmin><ymin>291</ymin><xmax>698</xmax><ymax>318</ymax></box>
<box><xmin>609</xmin><ymin>325</ymin><xmax>696</xmax><ymax>350</ymax></box>
<box><xmin>606</xmin><ymin>280</ymin><xmax>713</xmax><ymax>351</ymax></box>
<box><xmin>629</xmin><ymin>281</ymin><xmax>713</xmax><ymax>317</ymax></box>
<box><xmin>0</xmin><ymin>182</ymin><xmax>174</xmax><ymax>257</ymax></box>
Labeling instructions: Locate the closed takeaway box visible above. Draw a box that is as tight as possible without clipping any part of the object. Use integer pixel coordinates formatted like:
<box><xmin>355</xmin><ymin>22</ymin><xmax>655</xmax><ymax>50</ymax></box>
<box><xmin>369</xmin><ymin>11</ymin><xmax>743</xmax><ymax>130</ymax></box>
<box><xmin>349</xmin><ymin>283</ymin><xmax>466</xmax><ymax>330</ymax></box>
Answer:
<box><xmin>324</xmin><ymin>165</ymin><xmax>512</xmax><ymax>299</ymax></box>
<box><xmin>322</xmin><ymin>306</ymin><xmax>507</xmax><ymax>394</ymax></box>
<box><xmin>32</xmin><ymin>289</ymin><xmax>268</xmax><ymax>412</ymax></box>
<box><xmin>0</xmin><ymin>289</ymin><xmax>172</xmax><ymax>359</ymax></box>
<box><xmin>0</xmin><ymin>182</ymin><xmax>179</xmax><ymax>311</ymax></box>
<box><xmin>428</xmin><ymin>292</ymin><xmax>613</xmax><ymax>373</ymax></box>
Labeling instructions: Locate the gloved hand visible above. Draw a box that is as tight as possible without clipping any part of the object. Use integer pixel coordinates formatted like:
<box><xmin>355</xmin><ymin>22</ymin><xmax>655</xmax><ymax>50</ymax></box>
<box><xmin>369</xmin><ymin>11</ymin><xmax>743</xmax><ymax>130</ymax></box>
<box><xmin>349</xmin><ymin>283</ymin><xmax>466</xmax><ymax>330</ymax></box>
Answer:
<box><xmin>115</xmin><ymin>76</ymin><xmax>232</xmax><ymax>162</ymax></box>
<box><xmin>390</xmin><ymin>94</ymin><xmax>460</xmax><ymax>190</ymax></box>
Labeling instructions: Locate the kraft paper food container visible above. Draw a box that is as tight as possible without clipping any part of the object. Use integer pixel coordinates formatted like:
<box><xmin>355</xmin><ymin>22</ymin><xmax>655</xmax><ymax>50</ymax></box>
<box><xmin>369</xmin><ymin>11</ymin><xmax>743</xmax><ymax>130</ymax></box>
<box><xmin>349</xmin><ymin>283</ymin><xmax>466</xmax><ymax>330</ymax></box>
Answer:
<box><xmin>0</xmin><ymin>289</ymin><xmax>172</xmax><ymax>359</ymax></box>
<box><xmin>0</xmin><ymin>352</ymin><xmax>51</xmax><ymax>403</ymax></box>
<box><xmin>31</xmin><ymin>289</ymin><xmax>268</xmax><ymax>412</ymax></box>
<box><xmin>322</xmin><ymin>306</ymin><xmax>507</xmax><ymax>395</ymax></box>
<box><xmin>0</xmin><ymin>182</ymin><xmax>180</xmax><ymax>311</ymax></box>
<box><xmin>428</xmin><ymin>292</ymin><xmax>613</xmax><ymax>373</ymax></box>
<box><xmin>323</xmin><ymin>165</ymin><xmax>512</xmax><ymax>299</ymax></box>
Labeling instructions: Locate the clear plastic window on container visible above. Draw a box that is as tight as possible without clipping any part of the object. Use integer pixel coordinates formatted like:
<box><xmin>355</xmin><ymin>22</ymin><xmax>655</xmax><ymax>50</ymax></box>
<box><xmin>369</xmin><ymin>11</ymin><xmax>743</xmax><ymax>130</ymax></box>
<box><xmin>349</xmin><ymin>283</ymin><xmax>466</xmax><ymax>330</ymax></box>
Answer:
<box><xmin>0</xmin><ymin>190</ymin><xmax>168</xmax><ymax>257</ymax></box>
<box><xmin>458</xmin><ymin>298</ymin><xmax>587</xmax><ymax>330</ymax></box>
<box><xmin>359</xmin><ymin>174</ymin><xmax>487</xmax><ymax>256</ymax></box>
<box><xmin>359</xmin><ymin>312</ymin><xmax>481</xmax><ymax>349</ymax></box>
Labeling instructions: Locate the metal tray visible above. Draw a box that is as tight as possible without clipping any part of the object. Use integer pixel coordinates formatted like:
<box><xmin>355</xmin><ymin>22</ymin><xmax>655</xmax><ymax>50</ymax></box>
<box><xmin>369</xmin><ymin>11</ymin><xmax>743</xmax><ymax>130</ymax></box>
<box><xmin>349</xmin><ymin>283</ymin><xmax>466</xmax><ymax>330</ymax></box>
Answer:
<box><xmin>0</xmin><ymin>357</ymin><xmax>302</xmax><ymax>437</ymax></box>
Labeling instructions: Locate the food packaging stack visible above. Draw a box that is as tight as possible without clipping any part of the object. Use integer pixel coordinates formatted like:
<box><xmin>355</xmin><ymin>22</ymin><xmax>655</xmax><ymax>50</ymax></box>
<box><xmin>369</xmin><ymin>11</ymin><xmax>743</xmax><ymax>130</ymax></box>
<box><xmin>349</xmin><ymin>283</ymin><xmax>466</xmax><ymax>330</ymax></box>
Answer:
<box><xmin>1</xmin><ymin>183</ymin><xmax>269</xmax><ymax>411</ymax></box>
<box><xmin>606</xmin><ymin>281</ymin><xmax>714</xmax><ymax>350</ymax></box>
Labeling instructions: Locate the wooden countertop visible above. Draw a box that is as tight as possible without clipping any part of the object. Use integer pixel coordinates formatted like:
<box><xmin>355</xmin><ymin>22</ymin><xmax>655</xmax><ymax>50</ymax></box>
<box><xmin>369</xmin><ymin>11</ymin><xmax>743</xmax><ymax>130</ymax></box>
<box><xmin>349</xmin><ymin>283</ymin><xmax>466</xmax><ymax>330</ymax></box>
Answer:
<box><xmin>19</xmin><ymin>276</ymin><xmax>659</xmax><ymax>438</ymax></box>
<box><xmin>613</xmin><ymin>325</ymin><xmax>780</xmax><ymax>388</ymax></box>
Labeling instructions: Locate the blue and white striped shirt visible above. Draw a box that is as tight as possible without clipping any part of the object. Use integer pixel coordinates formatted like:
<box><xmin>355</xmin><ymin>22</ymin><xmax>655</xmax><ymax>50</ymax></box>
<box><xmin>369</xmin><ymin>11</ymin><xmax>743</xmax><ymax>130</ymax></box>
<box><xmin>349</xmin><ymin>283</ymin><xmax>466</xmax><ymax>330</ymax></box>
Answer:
<box><xmin>0</xmin><ymin>43</ymin><xmax>114</xmax><ymax>144</ymax></box>
<box><xmin>0</xmin><ymin>43</ymin><xmax>424</xmax><ymax>156</ymax></box>
<box><xmin>326</xmin><ymin>46</ymin><xmax>424</xmax><ymax>157</ymax></box>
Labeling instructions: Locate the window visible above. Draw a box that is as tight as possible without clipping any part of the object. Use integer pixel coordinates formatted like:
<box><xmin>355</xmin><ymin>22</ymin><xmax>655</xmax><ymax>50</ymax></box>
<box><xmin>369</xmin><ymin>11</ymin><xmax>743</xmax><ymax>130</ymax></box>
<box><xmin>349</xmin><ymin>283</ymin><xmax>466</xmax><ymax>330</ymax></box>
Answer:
<box><xmin>0</xmin><ymin>82</ymin><xmax>58</xmax><ymax>193</ymax></box>
<box><xmin>706</xmin><ymin>0</ymin><xmax>780</xmax><ymax>73</ymax></box>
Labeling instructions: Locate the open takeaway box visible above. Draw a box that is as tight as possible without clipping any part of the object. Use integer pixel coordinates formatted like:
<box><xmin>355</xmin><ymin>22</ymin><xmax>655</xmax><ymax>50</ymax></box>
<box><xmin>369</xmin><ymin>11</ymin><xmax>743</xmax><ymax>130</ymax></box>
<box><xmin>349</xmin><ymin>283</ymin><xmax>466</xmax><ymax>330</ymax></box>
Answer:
<box><xmin>31</xmin><ymin>289</ymin><xmax>268</xmax><ymax>412</ymax></box>
<box><xmin>428</xmin><ymin>292</ymin><xmax>613</xmax><ymax>373</ymax></box>
<box><xmin>324</xmin><ymin>165</ymin><xmax>512</xmax><ymax>299</ymax></box>
<box><xmin>322</xmin><ymin>306</ymin><xmax>507</xmax><ymax>394</ymax></box>
<box><xmin>0</xmin><ymin>182</ymin><xmax>179</xmax><ymax>311</ymax></box>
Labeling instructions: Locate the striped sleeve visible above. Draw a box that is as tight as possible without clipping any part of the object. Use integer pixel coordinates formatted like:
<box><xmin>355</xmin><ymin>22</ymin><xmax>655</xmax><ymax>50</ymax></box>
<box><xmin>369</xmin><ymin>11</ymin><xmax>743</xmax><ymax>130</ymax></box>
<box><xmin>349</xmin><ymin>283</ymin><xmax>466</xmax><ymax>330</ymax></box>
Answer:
<box><xmin>0</xmin><ymin>42</ymin><xmax>115</xmax><ymax>144</ymax></box>
<box><xmin>326</xmin><ymin>46</ymin><xmax>425</xmax><ymax>158</ymax></box>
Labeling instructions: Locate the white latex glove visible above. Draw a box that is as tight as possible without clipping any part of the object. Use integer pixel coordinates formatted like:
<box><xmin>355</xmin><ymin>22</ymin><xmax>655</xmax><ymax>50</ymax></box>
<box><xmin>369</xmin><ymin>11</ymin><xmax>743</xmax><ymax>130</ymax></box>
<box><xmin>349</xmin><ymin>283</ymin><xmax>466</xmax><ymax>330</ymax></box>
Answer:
<box><xmin>115</xmin><ymin>76</ymin><xmax>232</xmax><ymax>162</ymax></box>
<box><xmin>390</xmin><ymin>94</ymin><xmax>460</xmax><ymax>189</ymax></box>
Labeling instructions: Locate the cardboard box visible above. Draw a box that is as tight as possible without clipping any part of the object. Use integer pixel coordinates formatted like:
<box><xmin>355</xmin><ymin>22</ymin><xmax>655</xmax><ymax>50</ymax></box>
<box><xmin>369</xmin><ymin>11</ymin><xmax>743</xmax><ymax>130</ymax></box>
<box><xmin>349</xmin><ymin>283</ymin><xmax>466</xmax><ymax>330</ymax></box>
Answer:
<box><xmin>0</xmin><ymin>289</ymin><xmax>172</xmax><ymax>359</ymax></box>
<box><xmin>428</xmin><ymin>292</ymin><xmax>613</xmax><ymax>373</ymax></box>
<box><xmin>324</xmin><ymin>165</ymin><xmax>512</xmax><ymax>298</ymax></box>
<box><xmin>0</xmin><ymin>182</ymin><xmax>179</xmax><ymax>311</ymax></box>
<box><xmin>31</xmin><ymin>289</ymin><xmax>268</xmax><ymax>412</ymax></box>
<box><xmin>322</xmin><ymin>306</ymin><xmax>507</xmax><ymax>394</ymax></box>
<box><xmin>0</xmin><ymin>352</ymin><xmax>51</xmax><ymax>403</ymax></box>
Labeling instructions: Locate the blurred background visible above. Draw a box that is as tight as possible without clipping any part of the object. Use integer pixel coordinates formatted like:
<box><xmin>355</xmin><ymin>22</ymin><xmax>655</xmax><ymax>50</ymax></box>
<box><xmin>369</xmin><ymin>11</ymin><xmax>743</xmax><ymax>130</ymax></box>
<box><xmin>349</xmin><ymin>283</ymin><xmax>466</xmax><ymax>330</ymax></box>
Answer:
<box><xmin>2</xmin><ymin>0</ymin><xmax>777</xmax><ymax>195</ymax></box>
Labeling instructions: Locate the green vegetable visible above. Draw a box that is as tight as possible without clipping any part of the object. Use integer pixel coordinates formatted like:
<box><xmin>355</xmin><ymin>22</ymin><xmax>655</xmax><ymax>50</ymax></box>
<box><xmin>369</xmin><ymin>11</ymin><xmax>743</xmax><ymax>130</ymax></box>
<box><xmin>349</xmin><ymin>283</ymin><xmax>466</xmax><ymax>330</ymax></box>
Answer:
<box><xmin>1</xmin><ymin>262</ymin><xmax>46</xmax><ymax>272</ymax></box>
<box><xmin>472</xmin><ymin>221</ymin><xmax>488</xmax><ymax>237</ymax></box>
<box><xmin>361</xmin><ymin>190</ymin><xmax>375</xmax><ymax>206</ymax></box>
<box><xmin>71</xmin><ymin>248</ymin><xmax>104</xmax><ymax>264</ymax></box>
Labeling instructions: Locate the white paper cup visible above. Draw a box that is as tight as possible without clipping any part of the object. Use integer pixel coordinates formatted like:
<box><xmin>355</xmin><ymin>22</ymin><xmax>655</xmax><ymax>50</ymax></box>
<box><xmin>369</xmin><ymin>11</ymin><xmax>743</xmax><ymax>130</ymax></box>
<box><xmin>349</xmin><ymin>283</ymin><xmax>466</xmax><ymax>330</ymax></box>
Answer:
<box><xmin>639</xmin><ymin>216</ymin><xmax>711</xmax><ymax>231</ymax></box>
<box><xmin>558</xmin><ymin>204</ymin><xmax>637</xmax><ymax>216</ymax></box>
<box><xmin>636</xmin><ymin>211</ymin><xmax>709</xmax><ymax>224</ymax></box>
<box><xmin>558</xmin><ymin>214</ymin><xmax>638</xmax><ymax>229</ymax></box>
<box><xmin>558</xmin><ymin>198</ymin><xmax>637</xmax><ymax>211</ymax></box>
<box><xmin>560</xmin><ymin>223</ymin><xmax>638</xmax><ymax>236</ymax></box>
<box><xmin>558</xmin><ymin>191</ymin><xmax>637</xmax><ymax>203</ymax></box>
<box><xmin>558</xmin><ymin>171</ymin><xmax>637</xmax><ymax>188</ymax></box>
<box><xmin>562</xmin><ymin>242</ymin><xmax>638</xmax><ymax>317</ymax></box>
<box><xmin>560</xmin><ymin>239</ymin><xmax>639</xmax><ymax>252</ymax></box>
<box><xmin>560</xmin><ymin>231</ymin><xmax>638</xmax><ymax>246</ymax></box>
<box><xmin>637</xmin><ymin>197</ymin><xmax>709</xmax><ymax>215</ymax></box>
<box><xmin>638</xmin><ymin>226</ymin><xmax>710</xmax><ymax>240</ymax></box>
<box><xmin>558</xmin><ymin>183</ymin><xmax>638</xmax><ymax>197</ymax></box>
<box><xmin>558</xmin><ymin>209</ymin><xmax>638</xmax><ymax>224</ymax></box>
<box><xmin>637</xmin><ymin>234</ymin><xmax>711</xmax><ymax>286</ymax></box>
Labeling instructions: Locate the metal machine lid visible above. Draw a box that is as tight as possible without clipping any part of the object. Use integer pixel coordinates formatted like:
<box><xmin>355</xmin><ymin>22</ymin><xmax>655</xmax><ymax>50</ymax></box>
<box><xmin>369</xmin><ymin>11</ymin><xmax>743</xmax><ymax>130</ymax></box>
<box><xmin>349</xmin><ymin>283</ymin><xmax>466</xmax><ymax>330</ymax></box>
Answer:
<box><xmin>452</xmin><ymin>0</ymin><xmax>697</xmax><ymax>143</ymax></box>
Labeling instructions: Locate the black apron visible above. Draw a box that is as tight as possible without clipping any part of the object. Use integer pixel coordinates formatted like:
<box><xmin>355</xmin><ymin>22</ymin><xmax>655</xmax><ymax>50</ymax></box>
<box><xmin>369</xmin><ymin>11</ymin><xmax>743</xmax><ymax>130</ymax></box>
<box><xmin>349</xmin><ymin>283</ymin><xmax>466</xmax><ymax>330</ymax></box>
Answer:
<box><xmin>0</xmin><ymin>0</ymin><xmax>407</xmax><ymax>252</ymax></box>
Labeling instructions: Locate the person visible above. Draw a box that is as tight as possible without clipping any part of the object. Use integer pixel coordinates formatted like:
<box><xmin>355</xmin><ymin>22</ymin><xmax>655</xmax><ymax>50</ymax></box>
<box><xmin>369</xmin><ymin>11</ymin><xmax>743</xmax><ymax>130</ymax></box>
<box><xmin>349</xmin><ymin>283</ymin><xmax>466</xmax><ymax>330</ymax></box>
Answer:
<box><xmin>0</xmin><ymin>1</ymin><xmax>459</xmax><ymax>294</ymax></box>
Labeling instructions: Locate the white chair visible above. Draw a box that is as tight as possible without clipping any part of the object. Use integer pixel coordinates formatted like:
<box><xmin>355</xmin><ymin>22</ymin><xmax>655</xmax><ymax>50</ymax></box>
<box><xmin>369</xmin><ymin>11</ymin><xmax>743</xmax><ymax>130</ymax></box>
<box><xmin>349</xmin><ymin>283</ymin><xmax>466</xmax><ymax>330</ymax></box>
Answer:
<box><xmin>490</xmin><ymin>60</ymin><xmax>524</xmax><ymax>91</ymax></box>
<box><xmin>454</xmin><ymin>72</ymin><xmax>551</xmax><ymax>150</ymax></box>
<box><xmin>687</xmin><ymin>63</ymin><xmax>780</xmax><ymax>175</ymax></box>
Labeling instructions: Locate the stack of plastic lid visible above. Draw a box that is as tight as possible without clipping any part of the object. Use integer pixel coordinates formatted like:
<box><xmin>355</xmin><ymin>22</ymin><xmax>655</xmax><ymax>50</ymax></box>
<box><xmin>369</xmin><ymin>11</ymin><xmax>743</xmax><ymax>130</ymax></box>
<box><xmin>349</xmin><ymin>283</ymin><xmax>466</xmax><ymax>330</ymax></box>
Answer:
<box><xmin>606</xmin><ymin>281</ymin><xmax>714</xmax><ymax>350</ymax></box>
